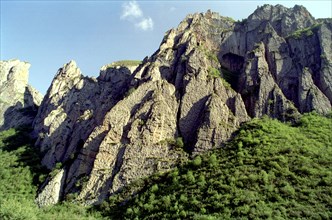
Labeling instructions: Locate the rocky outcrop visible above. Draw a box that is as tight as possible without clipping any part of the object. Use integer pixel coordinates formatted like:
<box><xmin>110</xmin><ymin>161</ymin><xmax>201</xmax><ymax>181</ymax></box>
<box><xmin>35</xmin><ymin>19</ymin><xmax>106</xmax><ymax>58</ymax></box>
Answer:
<box><xmin>35</xmin><ymin>169</ymin><xmax>66</xmax><ymax>207</ymax></box>
<box><xmin>33</xmin><ymin>60</ymin><xmax>133</xmax><ymax>169</ymax></box>
<box><xmin>33</xmin><ymin>5</ymin><xmax>332</xmax><ymax>206</ymax></box>
<box><xmin>0</xmin><ymin>60</ymin><xmax>43</xmax><ymax>131</ymax></box>
<box><xmin>219</xmin><ymin>5</ymin><xmax>332</xmax><ymax>118</ymax></box>
<box><xmin>246</xmin><ymin>4</ymin><xmax>316</xmax><ymax>37</ymax></box>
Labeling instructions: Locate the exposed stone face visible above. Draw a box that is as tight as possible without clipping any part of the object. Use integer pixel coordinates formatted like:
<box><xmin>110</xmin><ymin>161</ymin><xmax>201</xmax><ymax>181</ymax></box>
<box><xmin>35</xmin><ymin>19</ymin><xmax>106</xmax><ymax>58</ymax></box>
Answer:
<box><xmin>220</xmin><ymin>5</ymin><xmax>332</xmax><ymax>117</ymax></box>
<box><xmin>33</xmin><ymin>5</ymin><xmax>332</xmax><ymax>206</ymax></box>
<box><xmin>35</xmin><ymin>169</ymin><xmax>66</xmax><ymax>207</ymax></box>
<box><xmin>247</xmin><ymin>4</ymin><xmax>316</xmax><ymax>37</ymax></box>
<box><xmin>74</xmin><ymin>80</ymin><xmax>185</xmax><ymax>204</ymax></box>
<box><xmin>317</xmin><ymin>22</ymin><xmax>332</xmax><ymax>102</ymax></box>
<box><xmin>33</xmin><ymin>60</ymin><xmax>132</xmax><ymax>169</ymax></box>
<box><xmin>0</xmin><ymin>60</ymin><xmax>43</xmax><ymax>131</ymax></box>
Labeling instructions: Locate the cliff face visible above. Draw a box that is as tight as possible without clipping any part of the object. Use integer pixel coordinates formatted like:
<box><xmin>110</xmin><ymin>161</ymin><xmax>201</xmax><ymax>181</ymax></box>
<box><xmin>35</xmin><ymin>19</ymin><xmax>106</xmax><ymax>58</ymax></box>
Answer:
<box><xmin>33</xmin><ymin>5</ymin><xmax>332</xmax><ymax>206</ymax></box>
<box><xmin>220</xmin><ymin>4</ymin><xmax>332</xmax><ymax>118</ymax></box>
<box><xmin>0</xmin><ymin>60</ymin><xmax>43</xmax><ymax>131</ymax></box>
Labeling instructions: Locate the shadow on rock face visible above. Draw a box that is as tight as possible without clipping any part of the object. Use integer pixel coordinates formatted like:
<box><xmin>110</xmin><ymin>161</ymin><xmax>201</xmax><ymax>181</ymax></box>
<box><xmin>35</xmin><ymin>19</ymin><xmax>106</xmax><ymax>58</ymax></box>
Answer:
<box><xmin>0</xmin><ymin>87</ymin><xmax>40</xmax><ymax>131</ymax></box>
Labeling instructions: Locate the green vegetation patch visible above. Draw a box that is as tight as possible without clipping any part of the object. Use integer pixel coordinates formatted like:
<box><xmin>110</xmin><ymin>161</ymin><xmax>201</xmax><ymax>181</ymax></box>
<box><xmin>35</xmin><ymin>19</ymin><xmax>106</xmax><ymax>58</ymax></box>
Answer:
<box><xmin>208</xmin><ymin>67</ymin><xmax>221</xmax><ymax>78</ymax></box>
<box><xmin>287</xmin><ymin>23</ymin><xmax>322</xmax><ymax>39</ymax></box>
<box><xmin>205</xmin><ymin>51</ymin><xmax>219</xmax><ymax>64</ymax></box>
<box><xmin>224</xmin><ymin>16</ymin><xmax>236</xmax><ymax>23</ymax></box>
<box><xmin>108</xmin><ymin>60</ymin><xmax>142</xmax><ymax>67</ymax></box>
<box><xmin>197</xmin><ymin>43</ymin><xmax>219</xmax><ymax>64</ymax></box>
<box><xmin>0</xmin><ymin>128</ymin><xmax>104</xmax><ymax>220</ymax></box>
<box><xmin>207</xmin><ymin>67</ymin><xmax>232</xmax><ymax>89</ymax></box>
<box><xmin>104</xmin><ymin>113</ymin><xmax>332</xmax><ymax>219</ymax></box>
<box><xmin>2</xmin><ymin>113</ymin><xmax>331</xmax><ymax>219</ymax></box>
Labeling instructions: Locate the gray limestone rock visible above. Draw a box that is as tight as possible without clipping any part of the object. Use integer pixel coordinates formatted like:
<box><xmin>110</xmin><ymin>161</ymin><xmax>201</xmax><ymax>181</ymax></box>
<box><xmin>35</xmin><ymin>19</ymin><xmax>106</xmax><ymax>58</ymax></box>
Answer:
<box><xmin>33</xmin><ymin>60</ymin><xmax>133</xmax><ymax>169</ymax></box>
<box><xmin>0</xmin><ymin>60</ymin><xmax>43</xmax><ymax>131</ymax></box>
<box><xmin>35</xmin><ymin>169</ymin><xmax>66</xmax><ymax>207</ymax></box>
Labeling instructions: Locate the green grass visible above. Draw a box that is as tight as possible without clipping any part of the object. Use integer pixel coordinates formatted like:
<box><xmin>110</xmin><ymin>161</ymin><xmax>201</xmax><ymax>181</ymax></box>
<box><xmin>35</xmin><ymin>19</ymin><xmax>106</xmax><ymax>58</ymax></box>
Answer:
<box><xmin>208</xmin><ymin>67</ymin><xmax>221</xmax><ymax>78</ymax></box>
<box><xmin>104</xmin><ymin>113</ymin><xmax>332</xmax><ymax>219</ymax></box>
<box><xmin>206</xmin><ymin>51</ymin><xmax>219</xmax><ymax>64</ymax></box>
<box><xmin>287</xmin><ymin>23</ymin><xmax>322</xmax><ymax>39</ymax></box>
<box><xmin>108</xmin><ymin>60</ymin><xmax>142</xmax><ymax>67</ymax></box>
<box><xmin>207</xmin><ymin>67</ymin><xmax>232</xmax><ymax>89</ymax></box>
<box><xmin>0</xmin><ymin>127</ymin><xmax>104</xmax><ymax>220</ymax></box>
<box><xmin>205</xmin><ymin>63</ymin><xmax>235</xmax><ymax>90</ymax></box>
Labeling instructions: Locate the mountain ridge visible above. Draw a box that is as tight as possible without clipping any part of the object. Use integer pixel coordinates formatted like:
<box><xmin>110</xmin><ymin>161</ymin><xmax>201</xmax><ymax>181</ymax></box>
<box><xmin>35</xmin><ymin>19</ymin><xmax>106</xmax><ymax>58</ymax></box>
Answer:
<box><xmin>32</xmin><ymin>4</ymin><xmax>332</xmax><ymax>206</ymax></box>
<box><xmin>1</xmin><ymin>4</ymin><xmax>331</xmax><ymax>207</ymax></box>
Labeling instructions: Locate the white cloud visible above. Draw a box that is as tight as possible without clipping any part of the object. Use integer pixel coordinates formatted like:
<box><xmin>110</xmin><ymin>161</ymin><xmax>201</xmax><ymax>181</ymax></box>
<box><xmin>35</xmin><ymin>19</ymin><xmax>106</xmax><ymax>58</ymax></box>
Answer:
<box><xmin>121</xmin><ymin>1</ymin><xmax>143</xmax><ymax>19</ymax></box>
<box><xmin>136</xmin><ymin>17</ymin><xmax>154</xmax><ymax>31</ymax></box>
<box><xmin>121</xmin><ymin>1</ymin><xmax>154</xmax><ymax>31</ymax></box>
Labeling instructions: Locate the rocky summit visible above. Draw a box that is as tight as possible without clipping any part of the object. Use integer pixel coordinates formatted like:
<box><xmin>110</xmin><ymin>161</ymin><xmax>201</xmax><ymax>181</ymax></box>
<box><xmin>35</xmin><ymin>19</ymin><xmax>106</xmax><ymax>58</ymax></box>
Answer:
<box><xmin>2</xmin><ymin>5</ymin><xmax>331</xmax><ymax>207</ymax></box>
<box><xmin>0</xmin><ymin>60</ymin><xmax>42</xmax><ymax>131</ymax></box>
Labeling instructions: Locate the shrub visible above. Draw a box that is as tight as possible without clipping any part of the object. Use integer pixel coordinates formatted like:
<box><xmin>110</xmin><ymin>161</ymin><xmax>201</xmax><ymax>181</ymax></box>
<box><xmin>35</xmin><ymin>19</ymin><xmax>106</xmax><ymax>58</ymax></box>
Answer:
<box><xmin>208</xmin><ymin>154</ymin><xmax>218</xmax><ymax>167</ymax></box>
<box><xmin>192</xmin><ymin>155</ymin><xmax>202</xmax><ymax>167</ymax></box>
<box><xmin>208</xmin><ymin>67</ymin><xmax>220</xmax><ymax>79</ymax></box>
<box><xmin>175</xmin><ymin>137</ymin><xmax>184</xmax><ymax>149</ymax></box>
<box><xmin>150</xmin><ymin>184</ymin><xmax>159</xmax><ymax>193</ymax></box>
<box><xmin>55</xmin><ymin>162</ymin><xmax>62</xmax><ymax>169</ymax></box>
<box><xmin>186</xmin><ymin>170</ymin><xmax>195</xmax><ymax>183</ymax></box>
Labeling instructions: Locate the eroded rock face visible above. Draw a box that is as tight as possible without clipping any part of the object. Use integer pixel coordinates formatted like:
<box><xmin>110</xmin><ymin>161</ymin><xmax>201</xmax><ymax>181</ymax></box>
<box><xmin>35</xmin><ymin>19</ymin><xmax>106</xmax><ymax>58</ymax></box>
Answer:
<box><xmin>35</xmin><ymin>169</ymin><xmax>66</xmax><ymax>207</ymax></box>
<box><xmin>33</xmin><ymin>60</ymin><xmax>132</xmax><ymax>169</ymax></box>
<box><xmin>219</xmin><ymin>5</ymin><xmax>332</xmax><ymax>117</ymax></box>
<box><xmin>0</xmin><ymin>60</ymin><xmax>43</xmax><ymax>131</ymax></box>
<box><xmin>34</xmin><ymin>5</ymin><xmax>332</xmax><ymax>206</ymax></box>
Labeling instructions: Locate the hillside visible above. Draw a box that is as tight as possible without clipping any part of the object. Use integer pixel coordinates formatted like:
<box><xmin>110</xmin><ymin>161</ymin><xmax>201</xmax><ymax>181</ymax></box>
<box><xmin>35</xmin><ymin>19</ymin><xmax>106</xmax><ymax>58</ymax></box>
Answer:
<box><xmin>1</xmin><ymin>113</ymin><xmax>331</xmax><ymax>219</ymax></box>
<box><xmin>104</xmin><ymin>113</ymin><xmax>332</xmax><ymax>219</ymax></box>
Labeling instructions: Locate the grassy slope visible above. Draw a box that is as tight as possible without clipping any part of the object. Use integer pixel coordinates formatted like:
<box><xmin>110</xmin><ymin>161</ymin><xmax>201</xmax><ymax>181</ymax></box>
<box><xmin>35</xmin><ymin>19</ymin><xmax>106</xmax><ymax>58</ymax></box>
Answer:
<box><xmin>104</xmin><ymin>113</ymin><xmax>332</xmax><ymax>219</ymax></box>
<box><xmin>1</xmin><ymin>113</ymin><xmax>331</xmax><ymax>219</ymax></box>
<box><xmin>0</xmin><ymin>128</ymin><xmax>104</xmax><ymax>220</ymax></box>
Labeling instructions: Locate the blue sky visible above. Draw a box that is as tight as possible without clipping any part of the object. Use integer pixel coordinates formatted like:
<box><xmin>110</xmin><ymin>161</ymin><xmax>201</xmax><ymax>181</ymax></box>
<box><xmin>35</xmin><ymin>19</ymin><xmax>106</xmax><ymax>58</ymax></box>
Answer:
<box><xmin>1</xmin><ymin>0</ymin><xmax>331</xmax><ymax>94</ymax></box>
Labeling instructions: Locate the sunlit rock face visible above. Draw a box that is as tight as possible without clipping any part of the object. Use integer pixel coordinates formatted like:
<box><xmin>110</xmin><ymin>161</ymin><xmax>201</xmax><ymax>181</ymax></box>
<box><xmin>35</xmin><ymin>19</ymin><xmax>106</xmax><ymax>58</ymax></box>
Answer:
<box><xmin>33</xmin><ymin>4</ymin><xmax>332</xmax><ymax>206</ymax></box>
<box><xmin>0</xmin><ymin>59</ymin><xmax>43</xmax><ymax>131</ymax></box>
